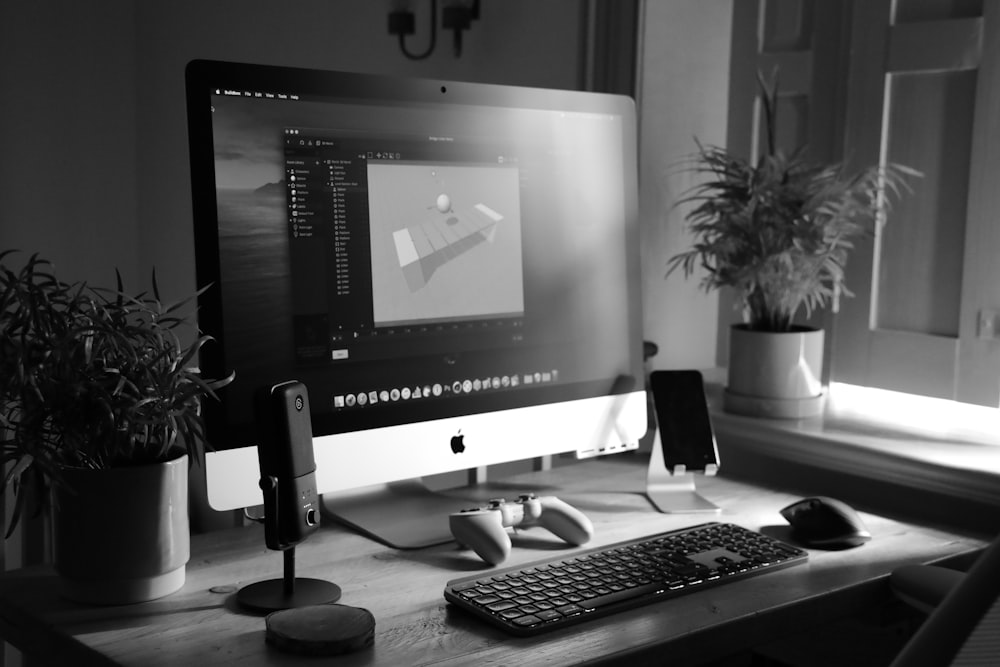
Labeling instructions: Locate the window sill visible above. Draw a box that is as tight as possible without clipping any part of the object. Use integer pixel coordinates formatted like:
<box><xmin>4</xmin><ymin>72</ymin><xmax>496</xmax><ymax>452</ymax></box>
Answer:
<box><xmin>702</xmin><ymin>371</ymin><xmax>1000</xmax><ymax>532</ymax></box>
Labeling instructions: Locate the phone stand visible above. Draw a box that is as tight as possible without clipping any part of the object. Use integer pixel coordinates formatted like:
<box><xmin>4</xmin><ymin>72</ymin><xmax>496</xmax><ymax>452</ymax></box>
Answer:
<box><xmin>645</xmin><ymin>427</ymin><xmax>720</xmax><ymax>514</ymax></box>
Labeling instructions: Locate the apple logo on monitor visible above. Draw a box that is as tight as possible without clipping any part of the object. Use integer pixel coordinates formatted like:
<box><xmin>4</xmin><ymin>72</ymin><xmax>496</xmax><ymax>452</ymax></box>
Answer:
<box><xmin>450</xmin><ymin>430</ymin><xmax>466</xmax><ymax>454</ymax></box>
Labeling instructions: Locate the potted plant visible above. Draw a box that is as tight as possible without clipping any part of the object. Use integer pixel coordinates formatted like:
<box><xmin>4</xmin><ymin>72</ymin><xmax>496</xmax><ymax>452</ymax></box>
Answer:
<box><xmin>0</xmin><ymin>251</ymin><xmax>234</xmax><ymax>603</ymax></box>
<box><xmin>667</xmin><ymin>74</ymin><xmax>916</xmax><ymax>418</ymax></box>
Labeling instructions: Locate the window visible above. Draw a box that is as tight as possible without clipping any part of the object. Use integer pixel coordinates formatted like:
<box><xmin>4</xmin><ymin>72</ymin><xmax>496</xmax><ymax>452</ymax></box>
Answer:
<box><xmin>728</xmin><ymin>0</ymin><xmax>1000</xmax><ymax>407</ymax></box>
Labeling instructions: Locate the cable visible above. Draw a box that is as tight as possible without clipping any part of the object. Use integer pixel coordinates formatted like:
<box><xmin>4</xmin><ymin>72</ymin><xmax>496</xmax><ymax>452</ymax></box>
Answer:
<box><xmin>244</xmin><ymin>507</ymin><xmax>265</xmax><ymax>524</ymax></box>
<box><xmin>398</xmin><ymin>0</ymin><xmax>437</xmax><ymax>61</ymax></box>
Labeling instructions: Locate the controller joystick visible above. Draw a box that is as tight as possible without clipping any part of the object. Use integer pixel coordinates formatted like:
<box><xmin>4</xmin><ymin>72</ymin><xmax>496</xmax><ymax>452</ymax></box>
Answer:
<box><xmin>449</xmin><ymin>494</ymin><xmax>594</xmax><ymax>566</ymax></box>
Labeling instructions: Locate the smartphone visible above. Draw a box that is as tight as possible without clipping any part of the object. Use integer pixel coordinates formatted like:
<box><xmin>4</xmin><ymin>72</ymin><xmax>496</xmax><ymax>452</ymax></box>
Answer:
<box><xmin>649</xmin><ymin>370</ymin><xmax>720</xmax><ymax>473</ymax></box>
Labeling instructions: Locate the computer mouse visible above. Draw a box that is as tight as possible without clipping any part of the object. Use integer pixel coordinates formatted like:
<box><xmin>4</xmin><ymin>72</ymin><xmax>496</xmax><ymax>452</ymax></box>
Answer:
<box><xmin>779</xmin><ymin>496</ymin><xmax>872</xmax><ymax>549</ymax></box>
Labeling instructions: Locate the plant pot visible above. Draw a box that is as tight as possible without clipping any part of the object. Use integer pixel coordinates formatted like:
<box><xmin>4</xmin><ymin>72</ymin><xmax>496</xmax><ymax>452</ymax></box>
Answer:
<box><xmin>52</xmin><ymin>451</ymin><xmax>190</xmax><ymax>605</ymax></box>
<box><xmin>724</xmin><ymin>324</ymin><xmax>825</xmax><ymax>418</ymax></box>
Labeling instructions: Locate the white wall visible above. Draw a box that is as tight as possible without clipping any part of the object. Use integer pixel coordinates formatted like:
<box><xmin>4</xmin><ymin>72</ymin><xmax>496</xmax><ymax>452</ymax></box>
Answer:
<box><xmin>637</xmin><ymin>0</ymin><xmax>732</xmax><ymax>369</ymax></box>
<box><xmin>0</xmin><ymin>1</ymin><xmax>140</xmax><ymax>287</ymax></box>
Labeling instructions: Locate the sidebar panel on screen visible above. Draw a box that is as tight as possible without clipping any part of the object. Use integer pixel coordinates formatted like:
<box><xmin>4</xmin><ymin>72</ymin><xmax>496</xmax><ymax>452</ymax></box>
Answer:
<box><xmin>284</xmin><ymin>130</ymin><xmax>374</xmax><ymax>367</ymax></box>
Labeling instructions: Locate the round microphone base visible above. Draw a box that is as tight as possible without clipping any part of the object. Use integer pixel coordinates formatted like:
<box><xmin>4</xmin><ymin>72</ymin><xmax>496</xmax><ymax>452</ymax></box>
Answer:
<box><xmin>237</xmin><ymin>578</ymin><xmax>342</xmax><ymax>613</ymax></box>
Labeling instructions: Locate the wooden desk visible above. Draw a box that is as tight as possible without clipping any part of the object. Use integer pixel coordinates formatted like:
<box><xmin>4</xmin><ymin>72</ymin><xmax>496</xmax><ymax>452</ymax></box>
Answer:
<box><xmin>0</xmin><ymin>456</ymin><xmax>987</xmax><ymax>666</ymax></box>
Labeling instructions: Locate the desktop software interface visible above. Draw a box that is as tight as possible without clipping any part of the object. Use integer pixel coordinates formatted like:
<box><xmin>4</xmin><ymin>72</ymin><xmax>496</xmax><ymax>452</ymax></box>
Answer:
<box><xmin>208</xmin><ymin>86</ymin><xmax>632</xmax><ymax>445</ymax></box>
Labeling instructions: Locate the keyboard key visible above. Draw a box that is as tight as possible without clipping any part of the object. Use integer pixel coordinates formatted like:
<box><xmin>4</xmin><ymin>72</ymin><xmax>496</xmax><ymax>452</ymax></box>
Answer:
<box><xmin>471</xmin><ymin>595</ymin><xmax>500</xmax><ymax>606</ymax></box>
<box><xmin>556</xmin><ymin>604</ymin><xmax>585</xmax><ymax>616</ymax></box>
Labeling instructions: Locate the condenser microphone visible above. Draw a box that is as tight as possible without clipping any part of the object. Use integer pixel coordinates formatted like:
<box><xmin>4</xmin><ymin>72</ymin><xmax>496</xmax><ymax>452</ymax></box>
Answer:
<box><xmin>239</xmin><ymin>380</ymin><xmax>341</xmax><ymax>612</ymax></box>
<box><xmin>254</xmin><ymin>380</ymin><xmax>321</xmax><ymax>550</ymax></box>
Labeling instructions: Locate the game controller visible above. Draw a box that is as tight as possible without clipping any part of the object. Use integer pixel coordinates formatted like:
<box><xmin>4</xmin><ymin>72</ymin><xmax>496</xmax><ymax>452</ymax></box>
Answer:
<box><xmin>449</xmin><ymin>494</ymin><xmax>594</xmax><ymax>566</ymax></box>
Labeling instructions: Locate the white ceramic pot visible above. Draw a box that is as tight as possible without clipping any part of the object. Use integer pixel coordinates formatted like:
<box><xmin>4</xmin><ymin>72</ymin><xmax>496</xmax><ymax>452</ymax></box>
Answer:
<box><xmin>52</xmin><ymin>452</ymin><xmax>190</xmax><ymax>604</ymax></box>
<box><xmin>724</xmin><ymin>324</ymin><xmax>825</xmax><ymax>418</ymax></box>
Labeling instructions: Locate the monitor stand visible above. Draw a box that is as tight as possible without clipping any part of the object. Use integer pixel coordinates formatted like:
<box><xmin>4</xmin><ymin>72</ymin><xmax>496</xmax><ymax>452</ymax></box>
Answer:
<box><xmin>320</xmin><ymin>478</ymin><xmax>475</xmax><ymax>549</ymax></box>
<box><xmin>645</xmin><ymin>428</ymin><xmax>720</xmax><ymax>514</ymax></box>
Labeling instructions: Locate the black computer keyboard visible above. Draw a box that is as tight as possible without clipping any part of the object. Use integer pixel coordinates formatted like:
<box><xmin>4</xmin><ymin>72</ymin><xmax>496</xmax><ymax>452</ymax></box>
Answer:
<box><xmin>443</xmin><ymin>521</ymin><xmax>808</xmax><ymax>636</ymax></box>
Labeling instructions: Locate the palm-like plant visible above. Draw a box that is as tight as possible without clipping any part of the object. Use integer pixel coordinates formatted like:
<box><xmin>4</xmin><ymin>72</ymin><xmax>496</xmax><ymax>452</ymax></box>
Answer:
<box><xmin>0</xmin><ymin>251</ymin><xmax>234</xmax><ymax>535</ymax></box>
<box><xmin>668</xmin><ymin>74</ymin><xmax>918</xmax><ymax>332</ymax></box>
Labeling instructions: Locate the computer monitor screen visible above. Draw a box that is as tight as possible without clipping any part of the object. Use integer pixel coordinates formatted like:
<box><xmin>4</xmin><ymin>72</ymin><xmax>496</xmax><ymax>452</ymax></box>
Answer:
<box><xmin>186</xmin><ymin>60</ymin><xmax>645</xmax><ymax>546</ymax></box>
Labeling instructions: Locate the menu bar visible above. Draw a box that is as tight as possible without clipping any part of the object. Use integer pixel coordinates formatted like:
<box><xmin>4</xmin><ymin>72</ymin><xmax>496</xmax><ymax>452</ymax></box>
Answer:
<box><xmin>214</xmin><ymin>88</ymin><xmax>300</xmax><ymax>101</ymax></box>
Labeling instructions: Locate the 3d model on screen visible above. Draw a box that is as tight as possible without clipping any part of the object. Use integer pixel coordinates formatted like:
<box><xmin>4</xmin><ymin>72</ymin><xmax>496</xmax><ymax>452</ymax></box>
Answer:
<box><xmin>392</xmin><ymin>191</ymin><xmax>505</xmax><ymax>292</ymax></box>
<box><xmin>435</xmin><ymin>193</ymin><xmax>452</xmax><ymax>213</ymax></box>
<box><xmin>367</xmin><ymin>162</ymin><xmax>524</xmax><ymax>326</ymax></box>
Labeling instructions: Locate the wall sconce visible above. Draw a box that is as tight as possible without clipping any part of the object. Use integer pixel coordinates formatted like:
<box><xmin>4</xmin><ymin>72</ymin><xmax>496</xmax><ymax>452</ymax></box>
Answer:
<box><xmin>388</xmin><ymin>0</ymin><xmax>480</xmax><ymax>60</ymax></box>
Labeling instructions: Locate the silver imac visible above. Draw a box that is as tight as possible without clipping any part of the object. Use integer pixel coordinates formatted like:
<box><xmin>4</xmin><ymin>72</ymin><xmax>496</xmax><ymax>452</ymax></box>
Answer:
<box><xmin>185</xmin><ymin>60</ymin><xmax>645</xmax><ymax>548</ymax></box>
